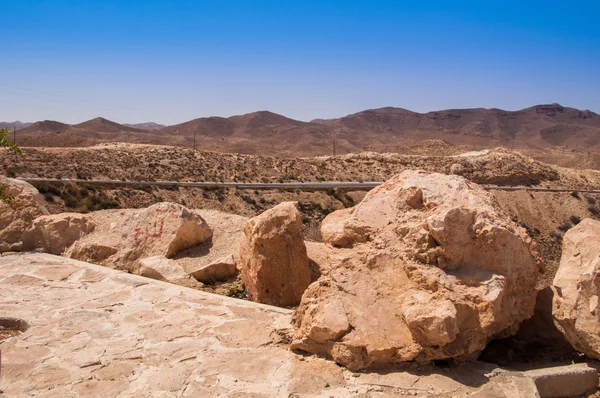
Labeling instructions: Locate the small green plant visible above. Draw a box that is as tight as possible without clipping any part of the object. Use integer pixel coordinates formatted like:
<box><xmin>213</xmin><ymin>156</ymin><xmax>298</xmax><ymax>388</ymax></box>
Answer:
<box><xmin>569</xmin><ymin>215</ymin><xmax>581</xmax><ymax>225</ymax></box>
<box><xmin>570</xmin><ymin>191</ymin><xmax>581</xmax><ymax>200</ymax></box>
<box><xmin>226</xmin><ymin>282</ymin><xmax>248</xmax><ymax>300</ymax></box>
<box><xmin>1</xmin><ymin>127</ymin><xmax>24</xmax><ymax>204</ymax></box>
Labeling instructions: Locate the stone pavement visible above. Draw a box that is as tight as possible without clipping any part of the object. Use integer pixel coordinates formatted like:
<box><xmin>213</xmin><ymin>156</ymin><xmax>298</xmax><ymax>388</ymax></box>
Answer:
<box><xmin>0</xmin><ymin>253</ymin><xmax>541</xmax><ymax>397</ymax></box>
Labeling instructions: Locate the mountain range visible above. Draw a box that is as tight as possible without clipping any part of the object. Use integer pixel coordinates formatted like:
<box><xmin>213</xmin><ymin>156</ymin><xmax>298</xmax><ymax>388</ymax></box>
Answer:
<box><xmin>5</xmin><ymin>104</ymin><xmax>600</xmax><ymax>160</ymax></box>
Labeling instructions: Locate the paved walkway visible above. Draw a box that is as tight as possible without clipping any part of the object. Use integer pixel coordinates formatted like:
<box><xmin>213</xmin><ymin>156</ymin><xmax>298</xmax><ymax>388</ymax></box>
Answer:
<box><xmin>0</xmin><ymin>253</ymin><xmax>538</xmax><ymax>397</ymax></box>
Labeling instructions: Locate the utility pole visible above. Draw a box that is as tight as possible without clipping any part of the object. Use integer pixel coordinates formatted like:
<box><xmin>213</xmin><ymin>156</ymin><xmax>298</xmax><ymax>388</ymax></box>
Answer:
<box><xmin>13</xmin><ymin>126</ymin><xmax>16</xmax><ymax>145</ymax></box>
<box><xmin>332</xmin><ymin>138</ymin><xmax>336</xmax><ymax>156</ymax></box>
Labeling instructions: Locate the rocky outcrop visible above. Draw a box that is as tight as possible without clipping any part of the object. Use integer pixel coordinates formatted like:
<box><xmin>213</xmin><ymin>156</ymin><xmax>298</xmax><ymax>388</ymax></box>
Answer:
<box><xmin>66</xmin><ymin>203</ymin><xmax>212</xmax><ymax>271</ymax></box>
<box><xmin>552</xmin><ymin>219</ymin><xmax>600</xmax><ymax>359</ymax></box>
<box><xmin>132</xmin><ymin>202</ymin><xmax>212</xmax><ymax>259</ymax></box>
<box><xmin>23</xmin><ymin>213</ymin><xmax>95</xmax><ymax>255</ymax></box>
<box><xmin>240</xmin><ymin>202</ymin><xmax>311</xmax><ymax>307</ymax></box>
<box><xmin>0</xmin><ymin>176</ymin><xmax>49</xmax><ymax>252</ymax></box>
<box><xmin>187</xmin><ymin>254</ymin><xmax>236</xmax><ymax>283</ymax></box>
<box><xmin>292</xmin><ymin>170</ymin><xmax>539</xmax><ymax>371</ymax></box>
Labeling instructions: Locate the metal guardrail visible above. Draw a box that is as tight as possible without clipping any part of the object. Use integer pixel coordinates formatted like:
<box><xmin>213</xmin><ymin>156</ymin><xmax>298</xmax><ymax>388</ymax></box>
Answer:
<box><xmin>17</xmin><ymin>177</ymin><xmax>600</xmax><ymax>193</ymax></box>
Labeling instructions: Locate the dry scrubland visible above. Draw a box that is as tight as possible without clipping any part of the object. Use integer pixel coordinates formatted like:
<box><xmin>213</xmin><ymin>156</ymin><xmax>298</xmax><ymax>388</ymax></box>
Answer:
<box><xmin>3</xmin><ymin>143</ymin><xmax>600</xmax><ymax>287</ymax></box>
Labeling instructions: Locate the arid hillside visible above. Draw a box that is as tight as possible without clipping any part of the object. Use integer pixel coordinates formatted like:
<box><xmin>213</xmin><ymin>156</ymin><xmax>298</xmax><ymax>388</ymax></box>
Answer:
<box><xmin>3</xmin><ymin>143</ymin><xmax>600</xmax><ymax>286</ymax></box>
<box><xmin>7</xmin><ymin>104</ymin><xmax>600</xmax><ymax>168</ymax></box>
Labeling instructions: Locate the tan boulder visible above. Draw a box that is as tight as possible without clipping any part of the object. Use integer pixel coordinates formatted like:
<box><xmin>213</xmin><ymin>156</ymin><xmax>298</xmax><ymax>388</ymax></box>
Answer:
<box><xmin>186</xmin><ymin>254</ymin><xmax>236</xmax><ymax>283</ymax></box>
<box><xmin>552</xmin><ymin>218</ymin><xmax>600</xmax><ymax>359</ymax></box>
<box><xmin>23</xmin><ymin>213</ymin><xmax>95</xmax><ymax>255</ymax></box>
<box><xmin>66</xmin><ymin>203</ymin><xmax>212</xmax><ymax>270</ymax></box>
<box><xmin>305</xmin><ymin>241</ymin><xmax>330</xmax><ymax>282</ymax></box>
<box><xmin>132</xmin><ymin>202</ymin><xmax>212</xmax><ymax>259</ymax></box>
<box><xmin>292</xmin><ymin>170</ymin><xmax>539</xmax><ymax>370</ymax></box>
<box><xmin>138</xmin><ymin>256</ymin><xmax>194</xmax><ymax>285</ymax></box>
<box><xmin>0</xmin><ymin>176</ymin><xmax>49</xmax><ymax>252</ymax></box>
<box><xmin>239</xmin><ymin>202</ymin><xmax>311</xmax><ymax>307</ymax></box>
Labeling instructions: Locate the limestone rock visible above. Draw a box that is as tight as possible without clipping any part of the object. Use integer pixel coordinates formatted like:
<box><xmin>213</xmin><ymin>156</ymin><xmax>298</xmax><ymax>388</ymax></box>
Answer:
<box><xmin>552</xmin><ymin>218</ymin><xmax>600</xmax><ymax>359</ymax></box>
<box><xmin>0</xmin><ymin>176</ymin><xmax>49</xmax><ymax>252</ymax></box>
<box><xmin>132</xmin><ymin>202</ymin><xmax>212</xmax><ymax>259</ymax></box>
<box><xmin>187</xmin><ymin>254</ymin><xmax>236</xmax><ymax>283</ymax></box>
<box><xmin>292</xmin><ymin>170</ymin><xmax>539</xmax><ymax>370</ymax></box>
<box><xmin>23</xmin><ymin>213</ymin><xmax>95</xmax><ymax>255</ymax></box>
<box><xmin>138</xmin><ymin>256</ymin><xmax>192</xmax><ymax>284</ymax></box>
<box><xmin>305</xmin><ymin>241</ymin><xmax>330</xmax><ymax>282</ymax></box>
<box><xmin>66</xmin><ymin>203</ymin><xmax>212</xmax><ymax>270</ymax></box>
<box><xmin>239</xmin><ymin>202</ymin><xmax>311</xmax><ymax>307</ymax></box>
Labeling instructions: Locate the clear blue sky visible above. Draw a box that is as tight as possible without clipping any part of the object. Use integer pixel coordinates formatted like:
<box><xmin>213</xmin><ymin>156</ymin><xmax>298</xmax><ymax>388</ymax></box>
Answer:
<box><xmin>1</xmin><ymin>0</ymin><xmax>599</xmax><ymax>124</ymax></box>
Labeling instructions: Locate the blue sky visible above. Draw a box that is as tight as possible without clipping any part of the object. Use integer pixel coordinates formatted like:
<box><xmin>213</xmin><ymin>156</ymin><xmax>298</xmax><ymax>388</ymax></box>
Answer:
<box><xmin>1</xmin><ymin>0</ymin><xmax>599</xmax><ymax>124</ymax></box>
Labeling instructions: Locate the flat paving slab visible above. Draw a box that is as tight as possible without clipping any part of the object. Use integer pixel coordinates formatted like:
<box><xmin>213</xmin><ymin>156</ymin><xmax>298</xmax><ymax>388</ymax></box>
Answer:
<box><xmin>0</xmin><ymin>253</ymin><xmax>540</xmax><ymax>397</ymax></box>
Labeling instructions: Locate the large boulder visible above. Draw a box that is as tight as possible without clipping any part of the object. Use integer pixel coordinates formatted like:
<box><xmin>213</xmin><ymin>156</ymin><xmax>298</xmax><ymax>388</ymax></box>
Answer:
<box><xmin>23</xmin><ymin>213</ymin><xmax>95</xmax><ymax>255</ymax></box>
<box><xmin>552</xmin><ymin>218</ymin><xmax>600</xmax><ymax>359</ymax></box>
<box><xmin>132</xmin><ymin>202</ymin><xmax>212</xmax><ymax>259</ymax></box>
<box><xmin>0</xmin><ymin>176</ymin><xmax>49</xmax><ymax>252</ymax></box>
<box><xmin>65</xmin><ymin>202</ymin><xmax>212</xmax><ymax>271</ymax></box>
<box><xmin>291</xmin><ymin>170</ymin><xmax>539</xmax><ymax>371</ymax></box>
<box><xmin>239</xmin><ymin>202</ymin><xmax>311</xmax><ymax>307</ymax></box>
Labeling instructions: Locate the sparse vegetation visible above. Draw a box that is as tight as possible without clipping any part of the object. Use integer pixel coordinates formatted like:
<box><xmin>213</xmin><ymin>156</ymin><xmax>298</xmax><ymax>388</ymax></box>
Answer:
<box><xmin>570</xmin><ymin>190</ymin><xmax>580</xmax><ymax>199</ymax></box>
<box><xmin>0</xmin><ymin>127</ymin><xmax>24</xmax><ymax>204</ymax></box>
<box><xmin>226</xmin><ymin>282</ymin><xmax>248</xmax><ymax>299</ymax></box>
<box><xmin>557</xmin><ymin>222</ymin><xmax>572</xmax><ymax>232</ymax></box>
<box><xmin>569</xmin><ymin>215</ymin><xmax>581</xmax><ymax>225</ymax></box>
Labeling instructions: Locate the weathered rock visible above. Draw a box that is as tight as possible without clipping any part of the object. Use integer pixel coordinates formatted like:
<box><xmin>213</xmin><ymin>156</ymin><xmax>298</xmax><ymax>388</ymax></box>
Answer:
<box><xmin>292</xmin><ymin>170</ymin><xmax>539</xmax><ymax>370</ymax></box>
<box><xmin>138</xmin><ymin>256</ymin><xmax>193</xmax><ymax>284</ymax></box>
<box><xmin>186</xmin><ymin>254</ymin><xmax>236</xmax><ymax>283</ymax></box>
<box><xmin>552</xmin><ymin>218</ymin><xmax>600</xmax><ymax>359</ymax></box>
<box><xmin>66</xmin><ymin>203</ymin><xmax>212</xmax><ymax>270</ymax></box>
<box><xmin>524</xmin><ymin>363</ymin><xmax>598</xmax><ymax>398</ymax></box>
<box><xmin>132</xmin><ymin>202</ymin><xmax>212</xmax><ymax>259</ymax></box>
<box><xmin>240</xmin><ymin>202</ymin><xmax>311</xmax><ymax>307</ymax></box>
<box><xmin>23</xmin><ymin>213</ymin><xmax>95</xmax><ymax>255</ymax></box>
<box><xmin>305</xmin><ymin>241</ymin><xmax>330</xmax><ymax>282</ymax></box>
<box><xmin>67</xmin><ymin>242</ymin><xmax>119</xmax><ymax>263</ymax></box>
<box><xmin>0</xmin><ymin>176</ymin><xmax>49</xmax><ymax>252</ymax></box>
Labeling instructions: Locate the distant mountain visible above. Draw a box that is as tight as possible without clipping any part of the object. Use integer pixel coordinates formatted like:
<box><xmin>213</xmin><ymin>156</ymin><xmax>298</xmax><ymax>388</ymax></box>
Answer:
<box><xmin>0</xmin><ymin>121</ymin><xmax>32</xmax><ymax>130</ymax></box>
<box><xmin>71</xmin><ymin>117</ymin><xmax>143</xmax><ymax>133</ymax></box>
<box><xmin>10</xmin><ymin>104</ymin><xmax>600</xmax><ymax>161</ymax></box>
<box><xmin>123</xmin><ymin>122</ymin><xmax>165</xmax><ymax>130</ymax></box>
<box><xmin>19</xmin><ymin>120</ymin><xmax>70</xmax><ymax>134</ymax></box>
<box><xmin>323</xmin><ymin>103</ymin><xmax>600</xmax><ymax>148</ymax></box>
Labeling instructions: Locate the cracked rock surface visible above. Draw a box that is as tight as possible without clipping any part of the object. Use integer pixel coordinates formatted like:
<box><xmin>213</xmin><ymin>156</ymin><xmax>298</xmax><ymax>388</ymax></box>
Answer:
<box><xmin>553</xmin><ymin>218</ymin><xmax>600</xmax><ymax>359</ymax></box>
<box><xmin>0</xmin><ymin>252</ymin><xmax>537</xmax><ymax>397</ymax></box>
<box><xmin>292</xmin><ymin>170</ymin><xmax>539</xmax><ymax>371</ymax></box>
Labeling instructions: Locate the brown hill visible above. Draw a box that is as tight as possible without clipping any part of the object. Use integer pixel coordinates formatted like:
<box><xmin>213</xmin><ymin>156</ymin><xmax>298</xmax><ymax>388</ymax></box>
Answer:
<box><xmin>71</xmin><ymin>117</ymin><xmax>144</xmax><ymax>133</ymax></box>
<box><xmin>18</xmin><ymin>120</ymin><xmax>70</xmax><ymax>134</ymax></box>
<box><xmin>0</xmin><ymin>121</ymin><xmax>32</xmax><ymax>130</ymax></box>
<box><xmin>327</xmin><ymin>103</ymin><xmax>600</xmax><ymax>146</ymax></box>
<box><xmin>12</xmin><ymin>104</ymin><xmax>600</xmax><ymax>168</ymax></box>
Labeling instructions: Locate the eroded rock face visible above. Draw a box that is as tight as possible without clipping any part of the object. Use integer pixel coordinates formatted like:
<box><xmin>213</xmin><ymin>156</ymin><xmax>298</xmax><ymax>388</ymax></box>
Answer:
<box><xmin>0</xmin><ymin>176</ymin><xmax>49</xmax><ymax>252</ymax></box>
<box><xmin>187</xmin><ymin>254</ymin><xmax>236</xmax><ymax>283</ymax></box>
<box><xmin>240</xmin><ymin>202</ymin><xmax>311</xmax><ymax>307</ymax></box>
<box><xmin>138</xmin><ymin>256</ymin><xmax>195</xmax><ymax>285</ymax></box>
<box><xmin>66</xmin><ymin>202</ymin><xmax>212</xmax><ymax>270</ymax></box>
<box><xmin>133</xmin><ymin>202</ymin><xmax>212</xmax><ymax>259</ymax></box>
<box><xmin>292</xmin><ymin>170</ymin><xmax>539</xmax><ymax>371</ymax></box>
<box><xmin>553</xmin><ymin>219</ymin><xmax>600</xmax><ymax>359</ymax></box>
<box><xmin>23</xmin><ymin>213</ymin><xmax>95</xmax><ymax>255</ymax></box>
